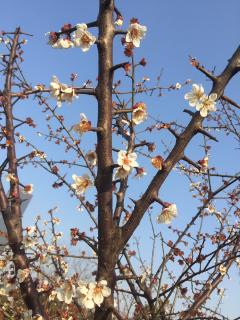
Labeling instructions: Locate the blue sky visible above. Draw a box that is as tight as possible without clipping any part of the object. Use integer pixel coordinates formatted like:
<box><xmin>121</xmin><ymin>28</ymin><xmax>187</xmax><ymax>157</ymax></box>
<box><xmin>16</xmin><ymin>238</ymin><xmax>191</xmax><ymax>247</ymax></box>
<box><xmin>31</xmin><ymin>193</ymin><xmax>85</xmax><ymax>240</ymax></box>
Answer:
<box><xmin>0</xmin><ymin>0</ymin><xmax>240</xmax><ymax>317</ymax></box>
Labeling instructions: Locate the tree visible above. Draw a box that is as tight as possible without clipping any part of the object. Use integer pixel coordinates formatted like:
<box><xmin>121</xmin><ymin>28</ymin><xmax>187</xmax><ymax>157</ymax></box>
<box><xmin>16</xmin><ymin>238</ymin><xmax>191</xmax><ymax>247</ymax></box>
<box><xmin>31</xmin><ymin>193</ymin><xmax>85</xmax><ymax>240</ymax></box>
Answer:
<box><xmin>0</xmin><ymin>1</ymin><xmax>239</xmax><ymax>319</ymax></box>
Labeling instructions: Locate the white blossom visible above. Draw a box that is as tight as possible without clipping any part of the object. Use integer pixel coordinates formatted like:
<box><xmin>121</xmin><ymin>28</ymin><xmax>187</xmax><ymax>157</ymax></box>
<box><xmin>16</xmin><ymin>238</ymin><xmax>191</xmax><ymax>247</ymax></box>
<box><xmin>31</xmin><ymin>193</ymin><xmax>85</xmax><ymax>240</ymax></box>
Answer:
<box><xmin>73</xmin><ymin>113</ymin><xmax>91</xmax><ymax>135</ymax></box>
<box><xmin>89</xmin><ymin>280</ymin><xmax>111</xmax><ymax>307</ymax></box>
<box><xmin>196</xmin><ymin>93</ymin><xmax>217</xmax><ymax>117</ymax></box>
<box><xmin>73</xmin><ymin>24</ymin><xmax>96</xmax><ymax>52</ymax></box>
<box><xmin>52</xmin><ymin>38</ymin><xmax>74</xmax><ymax>49</ymax></box>
<box><xmin>184</xmin><ymin>84</ymin><xmax>205</xmax><ymax>107</ymax></box>
<box><xmin>157</xmin><ymin>204</ymin><xmax>178</xmax><ymax>224</ymax></box>
<box><xmin>71</xmin><ymin>174</ymin><xmax>93</xmax><ymax>195</ymax></box>
<box><xmin>219</xmin><ymin>264</ymin><xmax>227</xmax><ymax>276</ymax></box>
<box><xmin>114</xmin><ymin>16</ymin><xmax>123</xmax><ymax>26</ymax></box>
<box><xmin>140</xmin><ymin>266</ymin><xmax>151</xmax><ymax>283</ymax></box>
<box><xmin>6</xmin><ymin>173</ymin><xmax>18</xmax><ymax>182</ymax></box>
<box><xmin>132</xmin><ymin>102</ymin><xmax>147</xmax><ymax>125</ymax></box>
<box><xmin>86</xmin><ymin>150</ymin><xmax>97</xmax><ymax>166</ymax></box>
<box><xmin>50</xmin><ymin>76</ymin><xmax>76</xmax><ymax>107</ymax></box>
<box><xmin>151</xmin><ymin>155</ymin><xmax>164</xmax><ymax>170</ymax></box>
<box><xmin>52</xmin><ymin>217</ymin><xmax>61</xmax><ymax>224</ymax></box>
<box><xmin>175</xmin><ymin>82</ymin><xmax>182</xmax><ymax>89</ymax></box>
<box><xmin>117</xmin><ymin>150</ymin><xmax>139</xmax><ymax>171</ymax></box>
<box><xmin>126</xmin><ymin>23</ymin><xmax>147</xmax><ymax>47</ymax></box>
<box><xmin>56</xmin><ymin>281</ymin><xmax>76</xmax><ymax>304</ymax></box>
<box><xmin>17</xmin><ymin>268</ymin><xmax>30</xmax><ymax>283</ymax></box>
<box><xmin>22</xmin><ymin>235</ymin><xmax>38</xmax><ymax>248</ymax></box>
<box><xmin>76</xmin><ymin>280</ymin><xmax>111</xmax><ymax>309</ymax></box>
<box><xmin>76</xmin><ymin>283</ymin><xmax>95</xmax><ymax>309</ymax></box>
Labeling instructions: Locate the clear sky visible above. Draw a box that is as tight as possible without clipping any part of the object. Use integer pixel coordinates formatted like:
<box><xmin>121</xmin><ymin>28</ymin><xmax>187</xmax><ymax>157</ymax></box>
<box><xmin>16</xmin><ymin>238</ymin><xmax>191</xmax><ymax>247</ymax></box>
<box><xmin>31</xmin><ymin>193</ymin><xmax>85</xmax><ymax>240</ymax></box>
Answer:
<box><xmin>0</xmin><ymin>0</ymin><xmax>240</xmax><ymax>318</ymax></box>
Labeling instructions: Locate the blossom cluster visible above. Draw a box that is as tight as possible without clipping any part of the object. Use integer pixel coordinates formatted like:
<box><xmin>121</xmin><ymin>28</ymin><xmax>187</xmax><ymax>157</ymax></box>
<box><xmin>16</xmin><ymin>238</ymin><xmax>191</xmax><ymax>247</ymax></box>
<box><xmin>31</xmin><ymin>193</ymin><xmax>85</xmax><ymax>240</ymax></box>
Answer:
<box><xmin>0</xmin><ymin>214</ymin><xmax>111</xmax><ymax>317</ymax></box>
<box><xmin>184</xmin><ymin>84</ymin><xmax>217</xmax><ymax>117</ymax></box>
<box><xmin>48</xmin><ymin>19</ymin><xmax>147</xmax><ymax>54</ymax></box>
<box><xmin>48</xmin><ymin>23</ymin><xmax>96</xmax><ymax>51</ymax></box>
<box><xmin>54</xmin><ymin>279</ymin><xmax>111</xmax><ymax>309</ymax></box>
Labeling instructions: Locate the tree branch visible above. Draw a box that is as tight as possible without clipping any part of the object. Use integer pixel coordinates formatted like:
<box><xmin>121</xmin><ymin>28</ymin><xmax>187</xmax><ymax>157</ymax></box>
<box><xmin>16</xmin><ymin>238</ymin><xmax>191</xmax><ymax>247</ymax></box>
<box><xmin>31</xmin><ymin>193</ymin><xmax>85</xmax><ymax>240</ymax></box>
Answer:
<box><xmin>119</xmin><ymin>44</ymin><xmax>240</xmax><ymax>251</ymax></box>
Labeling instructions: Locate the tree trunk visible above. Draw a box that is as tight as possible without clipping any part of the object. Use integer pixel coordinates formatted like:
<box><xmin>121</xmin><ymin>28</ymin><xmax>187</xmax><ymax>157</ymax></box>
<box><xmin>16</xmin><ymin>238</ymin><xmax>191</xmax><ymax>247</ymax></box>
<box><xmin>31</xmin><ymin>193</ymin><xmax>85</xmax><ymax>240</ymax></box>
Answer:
<box><xmin>94</xmin><ymin>1</ymin><xmax>116</xmax><ymax>319</ymax></box>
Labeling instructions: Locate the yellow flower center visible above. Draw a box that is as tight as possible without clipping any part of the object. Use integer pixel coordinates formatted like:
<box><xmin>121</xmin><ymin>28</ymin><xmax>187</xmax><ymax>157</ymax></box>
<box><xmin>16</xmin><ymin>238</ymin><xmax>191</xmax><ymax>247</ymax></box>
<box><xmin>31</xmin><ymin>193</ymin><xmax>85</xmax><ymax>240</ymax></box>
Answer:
<box><xmin>123</xmin><ymin>158</ymin><xmax>130</xmax><ymax>165</ymax></box>
<box><xmin>131</xmin><ymin>28</ymin><xmax>139</xmax><ymax>39</ymax></box>
<box><xmin>80</xmin><ymin>180</ymin><xmax>89</xmax><ymax>189</ymax></box>
<box><xmin>81</xmin><ymin>33</ymin><xmax>91</xmax><ymax>45</ymax></box>
<box><xmin>196</xmin><ymin>92</ymin><xmax>202</xmax><ymax>99</ymax></box>
<box><xmin>80</xmin><ymin>120</ymin><xmax>91</xmax><ymax>132</ymax></box>
<box><xmin>94</xmin><ymin>285</ymin><xmax>103</xmax><ymax>294</ymax></box>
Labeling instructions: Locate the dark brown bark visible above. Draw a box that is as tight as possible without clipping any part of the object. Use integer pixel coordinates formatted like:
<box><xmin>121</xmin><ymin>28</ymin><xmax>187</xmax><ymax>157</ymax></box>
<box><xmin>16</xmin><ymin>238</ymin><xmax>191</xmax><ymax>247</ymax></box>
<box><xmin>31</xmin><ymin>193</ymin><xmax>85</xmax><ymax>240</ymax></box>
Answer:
<box><xmin>94</xmin><ymin>1</ymin><xmax>119</xmax><ymax>319</ymax></box>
